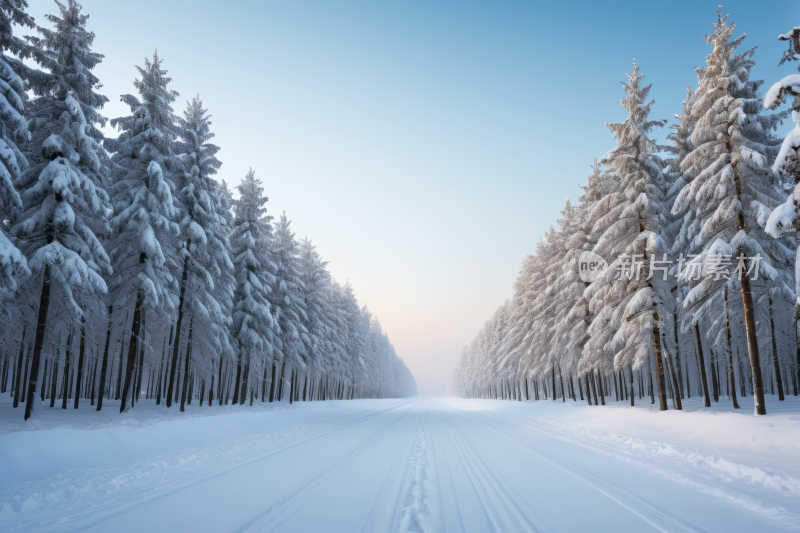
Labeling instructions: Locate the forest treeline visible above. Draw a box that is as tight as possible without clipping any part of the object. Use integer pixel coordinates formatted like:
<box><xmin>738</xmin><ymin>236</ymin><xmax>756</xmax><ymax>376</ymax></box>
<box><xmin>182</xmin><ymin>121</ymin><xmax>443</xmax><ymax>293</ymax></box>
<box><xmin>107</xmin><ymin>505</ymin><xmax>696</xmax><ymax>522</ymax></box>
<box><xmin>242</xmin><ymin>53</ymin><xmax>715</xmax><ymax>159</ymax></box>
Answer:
<box><xmin>448</xmin><ymin>10</ymin><xmax>800</xmax><ymax>415</ymax></box>
<box><xmin>0</xmin><ymin>0</ymin><xmax>417</xmax><ymax>421</ymax></box>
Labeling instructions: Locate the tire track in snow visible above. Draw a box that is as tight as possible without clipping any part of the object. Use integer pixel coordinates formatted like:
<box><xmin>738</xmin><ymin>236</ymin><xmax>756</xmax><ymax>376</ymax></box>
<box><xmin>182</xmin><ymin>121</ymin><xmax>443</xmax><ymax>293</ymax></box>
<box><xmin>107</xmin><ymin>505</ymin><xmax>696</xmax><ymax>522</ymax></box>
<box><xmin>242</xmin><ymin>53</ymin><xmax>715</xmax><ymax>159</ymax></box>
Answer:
<box><xmin>394</xmin><ymin>400</ymin><xmax>437</xmax><ymax>533</ymax></box>
<box><xmin>434</xmin><ymin>403</ymin><xmax>551</xmax><ymax>533</ymax></box>
<box><xmin>427</xmin><ymin>402</ymin><xmax>467</xmax><ymax>533</ymax></box>
<box><xmin>352</xmin><ymin>399</ymin><xmax>427</xmax><ymax>532</ymax></box>
<box><xmin>448</xmin><ymin>401</ymin><xmax>800</xmax><ymax>530</ymax></box>
<box><xmin>482</xmin><ymin>408</ymin><xmax>800</xmax><ymax>498</ymax></box>
<box><xmin>23</xmin><ymin>400</ymin><xmax>416</xmax><ymax>533</ymax></box>
<box><xmin>437</xmin><ymin>399</ymin><xmax>708</xmax><ymax>533</ymax></box>
<box><xmin>226</xmin><ymin>400</ymin><xmax>421</xmax><ymax>533</ymax></box>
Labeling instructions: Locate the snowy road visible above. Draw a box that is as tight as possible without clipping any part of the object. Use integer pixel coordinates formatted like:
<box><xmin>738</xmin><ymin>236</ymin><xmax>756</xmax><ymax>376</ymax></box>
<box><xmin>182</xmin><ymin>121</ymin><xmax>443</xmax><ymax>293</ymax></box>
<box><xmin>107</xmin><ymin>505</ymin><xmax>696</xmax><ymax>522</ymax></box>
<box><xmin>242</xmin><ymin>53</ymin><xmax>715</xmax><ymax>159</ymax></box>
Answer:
<box><xmin>2</xmin><ymin>397</ymin><xmax>799</xmax><ymax>532</ymax></box>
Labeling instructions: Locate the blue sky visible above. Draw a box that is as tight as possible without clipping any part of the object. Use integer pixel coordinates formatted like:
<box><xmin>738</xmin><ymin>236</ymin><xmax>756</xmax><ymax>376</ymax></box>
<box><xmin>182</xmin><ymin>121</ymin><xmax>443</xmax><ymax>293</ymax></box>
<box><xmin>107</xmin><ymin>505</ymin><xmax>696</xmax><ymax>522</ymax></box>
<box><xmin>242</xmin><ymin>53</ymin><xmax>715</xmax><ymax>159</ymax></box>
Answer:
<box><xmin>22</xmin><ymin>0</ymin><xmax>799</xmax><ymax>395</ymax></box>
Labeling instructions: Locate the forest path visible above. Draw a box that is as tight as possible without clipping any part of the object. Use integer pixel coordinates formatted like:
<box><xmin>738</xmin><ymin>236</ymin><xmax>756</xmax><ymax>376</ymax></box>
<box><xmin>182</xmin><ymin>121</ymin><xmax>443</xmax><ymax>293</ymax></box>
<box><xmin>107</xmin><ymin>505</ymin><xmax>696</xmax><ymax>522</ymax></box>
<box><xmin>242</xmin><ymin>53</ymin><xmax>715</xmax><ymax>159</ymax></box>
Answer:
<box><xmin>1</xmin><ymin>397</ymin><xmax>798</xmax><ymax>532</ymax></box>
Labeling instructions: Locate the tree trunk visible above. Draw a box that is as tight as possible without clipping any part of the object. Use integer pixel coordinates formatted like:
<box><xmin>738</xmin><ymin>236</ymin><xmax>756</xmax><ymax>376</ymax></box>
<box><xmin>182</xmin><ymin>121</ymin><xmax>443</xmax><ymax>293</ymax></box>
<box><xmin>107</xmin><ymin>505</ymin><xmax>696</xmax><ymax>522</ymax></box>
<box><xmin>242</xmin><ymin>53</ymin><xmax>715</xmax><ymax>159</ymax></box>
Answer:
<box><xmin>90</xmin><ymin>355</ymin><xmax>98</xmax><ymax>405</ymax></box>
<box><xmin>40</xmin><ymin>358</ymin><xmax>48</xmax><ymax>402</ymax></box>
<box><xmin>796</xmin><ymin>317</ymin><xmax>800</xmax><ymax>396</ymax></box>
<box><xmin>157</xmin><ymin>326</ymin><xmax>171</xmax><ymax>405</ymax></box>
<box><xmin>167</xmin><ymin>251</ymin><xmax>190</xmax><ymax>408</ymax></box>
<box><xmin>651</xmin><ymin>317</ymin><xmax>668</xmax><ymax>411</ymax></box>
<box><xmin>49</xmin><ymin>353</ymin><xmax>58</xmax><ymax>407</ymax></box>
<box><xmin>240</xmin><ymin>359</ymin><xmax>249</xmax><ymax>405</ymax></box>
<box><xmin>96</xmin><ymin>306</ymin><xmax>113</xmax><ymax>411</ymax></box>
<box><xmin>180</xmin><ymin>318</ymin><xmax>193</xmax><ymax>412</ymax></box>
<box><xmin>224</xmin><ymin>363</ymin><xmax>230</xmax><ymax>404</ymax></box>
<box><xmin>135</xmin><ymin>311</ymin><xmax>146</xmax><ymax>405</ymax></box>
<box><xmin>1</xmin><ymin>353</ymin><xmax>7</xmax><ymax>394</ymax></box>
<box><xmin>278</xmin><ymin>360</ymin><xmax>286</xmax><ymax>401</ymax></box>
<box><xmin>665</xmin><ymin>342</ymin><xmax>682</xmax><ymax>410</ymax></box>
<box><xmin>74</xmin><ymin>315</ymin><xmax>86</xmax><ymax>409</ymax></box>
<box><xmin>595</xmin><ymin>370</ymin><xmax>605</xmax><ymax>405</ymax></box>
<box><xmin>710</xmin><ymin>348</ymin><xmax>719</xmax><ymax>402</ymax></box>
<box><xmin>12</xmin><ymin>325</ymin><xmax>26</xmax><ymax>408</ymax></box>
<box><xmin>768</xmin><ymin>296</ymin><xmax>785</xmax><ymax>401</ymax></box>
<box><xmin>120</xmin><ymin>291</ymin><xmax>143</xmax><ymax>413</ymax></box>
<box><xmin>261</xmin><ymin>365</ymin><xmax>267</xmax><ymax>402</ymax></box>
<box><xmin>673</xmin><ymin>307</ymin><xmax>685</xmax><ymax>399</ymax></box>
<box><xmin>219</xmin><ymin>358</ymin><xmax>225</xmax><ymax>405</ymax></box>
<box><xmin>61</xmin><ymin>331</ymin><xmax>72</xmax><ymax>410</ymax></box>
<box><xmin>740</xmin><ymin>266</ymin><xmax>767</xmax><ymax>415</ymax></box>
<box><xmin>629</xmin><ymin>365</ymin><xmax>635</xmax><ymax>407</ymax></box>
<box><xmin>24</xmin><ymin>328</ymin><xmax>45</xmax><ymax>419</ymax></box>
<box><xmin>724</xmin><ymin>285</ymin><xmax>740</xmax><ymax>409</ymax></box>
<box><xmin>115</xmin><ymin>313</ymin><xmax>128</xmax><ymax>401</ymax></box>
<box><xmin>232</xmin><ymin>353</ymin><xmax>242</xmax><ymax>405</ymax></box>
<box><xmin>693</xmin><ymin>323</ymin><xmax>712</xmax><ymax>407</ymax></box>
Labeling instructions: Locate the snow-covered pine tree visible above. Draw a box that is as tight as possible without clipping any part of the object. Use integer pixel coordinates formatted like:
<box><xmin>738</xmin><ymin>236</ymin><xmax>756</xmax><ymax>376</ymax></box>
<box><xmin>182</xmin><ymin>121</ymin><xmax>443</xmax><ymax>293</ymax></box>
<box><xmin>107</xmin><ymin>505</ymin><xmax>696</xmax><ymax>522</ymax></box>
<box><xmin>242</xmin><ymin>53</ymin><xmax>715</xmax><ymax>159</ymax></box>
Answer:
<box><xmin>24</xmin><ymin>0</ymin><xmax>109</xmax><ymax>150</ymax></box>
<box><xmin>297</xmin><ymin>237</ymin><xmax>335</xmax><ymax>398</ymax></box>
<box><xmin>673</xmin><ymin>10</ymin><xmax>791</xmax><ymax>415</ymax></box>
<box><xmin>342</xmin><ymin>281</ymin><xmax>367</xmax><ymax>399</ymax></box>
<box><xmin>0</xmin><ymin>0</ymin><xmax>37</xmax><ymax>302</ymax></box>
<box><xmin>229</xmin><ymin>168</ymin><xmax>275</xmax><ymax>404</ymax></box>
<box><xmin>562</xmin><ymin>161</ymin><xmax>606</xmax><ymax>404</ymax></box>
<box><xmin>12</xmin><ymin>92</ymin><xmax>110</xmax><ymax>419</ymax></box>
<box><xmin>269</xmin><ymin>212</ymin><xmax>308</xmax><ymax>402</ymax></box>
<box><xmin>764</xmin><ymin>25</ymin><xmax>800</xmax><ymax>399</ymax></box>
<box><xmin>0</xmin><ymin>0</ymin><xmax>39</xmax><ymax>303</ymax></box>
<box><xmin>496</xmin><ymin>239</ymin><xmax>551</xmax><ymax>398</ymax></box>
<box><xmin>520</xmin><ymin>228</ymin><xmax>559</xmax><ymax>393</ymax></box>
<box><xmin>665</xmin><ymin>85</ymin><xmax>697</xmax><ymax>255</ymax></box>
<box><xmin>105</xmin><ymin>50</ymin><xmax>182</xmax><ymax>413</ymax></box>
<box><xmin>173</xmin><ymin>95</ymin><xmax>233</xmax><ymax>410</ymax></box>
<box><xmin>580</xmin><ymin>59</ymin><xmax>674</xmax><ymax>410</ymax></box>
<box><xmin>549</xmin><ymin>198</ymin><xmax>592</xmax><ymax>402</ymax></box>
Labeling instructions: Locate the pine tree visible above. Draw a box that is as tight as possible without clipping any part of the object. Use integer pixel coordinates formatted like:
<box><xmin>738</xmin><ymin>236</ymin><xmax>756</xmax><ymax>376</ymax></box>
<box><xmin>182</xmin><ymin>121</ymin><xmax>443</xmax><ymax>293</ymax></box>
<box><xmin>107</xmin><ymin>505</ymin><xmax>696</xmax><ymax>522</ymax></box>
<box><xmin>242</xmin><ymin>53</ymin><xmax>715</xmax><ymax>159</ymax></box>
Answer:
<box><xmin>172</xmin><ymin>95</ymin><xmax>234</xmax><ymax>409</ymax></box>
<box><xmin>580</xmin><ymin>59</ymin><xmax>673</xmax><ymax>409</ymax></box>
<box><xmin>24</xmin><ymin>0</ymin><xmax>109</xmax><ymax>145</ymax></box>
<box><xmin>764</xmin><ymin>25</ymin><xmax>800</xmax><ymax>401</ymax></box>
<box><xmin>297</xmin><ymin>237</ymin><xmax>335</xmax><ymax>395</ymax></box>
<box><xmin>230</xmin><ymin>168</ymin><xmax>275</xmax><ymax>404</ymax></box>
<box><xmin>269</xmin><ymin>212</ymin><xmax>308</xmax><ymax>401</ymax></box>
<box><xmin>0</xmin><ymin>0</ymin><xmax>37</xmax><ymax>302</ymax></box>
<box><xmin>105</xmin><ymin>50</ymin><xmax>181</xmax><ymax>413</ymax></box>
<box><xmin>13</xmin><ymin>92</ymin><xmax>110</xmax><ymax>419</ymax></box>
<box><xmin>674</xmin><ymin>10</ymin><xmax>790</xmax><ymax>415</ymax></box>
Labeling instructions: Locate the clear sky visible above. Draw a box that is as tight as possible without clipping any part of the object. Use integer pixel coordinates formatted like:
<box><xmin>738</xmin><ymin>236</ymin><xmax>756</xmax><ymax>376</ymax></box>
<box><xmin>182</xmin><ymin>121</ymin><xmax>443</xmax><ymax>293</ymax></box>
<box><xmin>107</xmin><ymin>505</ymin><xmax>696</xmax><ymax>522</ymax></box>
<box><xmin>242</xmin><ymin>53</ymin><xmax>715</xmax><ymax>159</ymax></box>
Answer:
<box><xmin>21</xmin><ymin>0</ymin><xmax>799</xmax><ymax>395</ymax></box>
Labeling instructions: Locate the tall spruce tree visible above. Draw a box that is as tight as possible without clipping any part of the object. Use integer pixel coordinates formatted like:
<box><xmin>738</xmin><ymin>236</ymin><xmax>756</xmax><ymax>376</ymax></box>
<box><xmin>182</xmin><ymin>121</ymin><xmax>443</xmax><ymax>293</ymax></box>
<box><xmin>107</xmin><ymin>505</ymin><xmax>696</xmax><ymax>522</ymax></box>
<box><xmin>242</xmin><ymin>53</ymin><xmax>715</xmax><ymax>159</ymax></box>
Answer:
<box><xmin>13</xmin><ymin>93</ymin><xmax>110</xmax><ymax>419</ymax></box>
<box><xmin>105</xmin><ymin>50</ymin><xmax>181</xmax><ymax>413</ymax></box>
<box><xmin>173</xmin><ymin>95</ymin><xmax>234</xmax><ymax>410</ymax></box>
<box><xmin>268</xmin><ymin>212</ymin><xmax>308</xmax><ymax>402</ymax></box>
<box><xmin>0</xmin><ymin>0</ymin><xmax>37</xmax><ymax>302</ymax></box>
<box><xmin>673</xmin><ymin>10</ymin><xmax>790</xmax><ymax>415</ymax></box>
<box><xmin>580</xmin><ymin>59</ymin><xmax>673</xmax><ymax>410</ymax></box>
<box><xmin>764</xmin><ymin>25</ymin><xmax>800</xmax><ymax>400</ymax></box>
<box><xmin>230</xmin><ymin>168</ymin><xmax>275</xmax><ymax>404</ymax></box>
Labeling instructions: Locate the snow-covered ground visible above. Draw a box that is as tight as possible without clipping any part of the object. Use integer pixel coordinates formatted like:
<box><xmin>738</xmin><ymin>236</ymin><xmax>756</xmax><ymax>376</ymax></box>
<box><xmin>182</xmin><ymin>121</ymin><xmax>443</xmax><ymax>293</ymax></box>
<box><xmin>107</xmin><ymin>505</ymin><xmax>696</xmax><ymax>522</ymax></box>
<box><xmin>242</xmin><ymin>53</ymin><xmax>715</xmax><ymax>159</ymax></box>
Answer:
<box><xmin>1</xmin><ymin>394</ymin><xmax>799</xmax><ymax>532</ymax></box>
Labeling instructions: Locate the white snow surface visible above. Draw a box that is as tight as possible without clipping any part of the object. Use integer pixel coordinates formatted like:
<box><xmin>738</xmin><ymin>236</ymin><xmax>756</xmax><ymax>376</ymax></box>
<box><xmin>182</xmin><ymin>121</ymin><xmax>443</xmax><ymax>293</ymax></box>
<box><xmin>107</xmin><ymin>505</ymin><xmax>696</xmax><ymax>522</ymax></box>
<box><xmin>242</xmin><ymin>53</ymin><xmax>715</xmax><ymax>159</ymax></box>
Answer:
<box><xmin>1</xmin><ymin>395</ymin><xmax>799</xmax><ymax>532</ymax></box>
